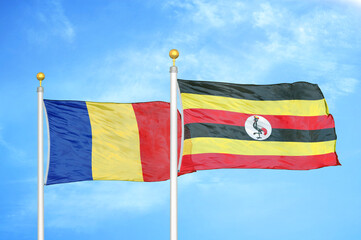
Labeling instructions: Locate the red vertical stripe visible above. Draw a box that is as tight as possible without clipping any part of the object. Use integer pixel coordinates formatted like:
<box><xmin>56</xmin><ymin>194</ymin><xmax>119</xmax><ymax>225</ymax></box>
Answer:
<box><xmin>132</xmin><ymin>102</ymin><xmax>192</xmax><ymax>182</ymax></box>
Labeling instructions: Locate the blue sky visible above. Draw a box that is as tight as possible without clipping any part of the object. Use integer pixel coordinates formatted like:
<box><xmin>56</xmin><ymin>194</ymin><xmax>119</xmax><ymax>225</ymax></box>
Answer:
<box><xmin>1</xmin><ymin>0</ymin><xmax>361</xmax><ymax>239</ymax></box>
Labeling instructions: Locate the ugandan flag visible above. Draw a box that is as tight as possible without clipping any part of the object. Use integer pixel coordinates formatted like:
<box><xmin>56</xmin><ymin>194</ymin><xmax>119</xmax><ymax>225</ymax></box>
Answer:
<box><xmin>178</xmin><ymin>79</ymin><xmax>340</xmax><ymax>171</ymax></box>
<box><xmin>44</xmin><ymin>100</ymin><xmax>191</xmax><ymax>185</ymax></box>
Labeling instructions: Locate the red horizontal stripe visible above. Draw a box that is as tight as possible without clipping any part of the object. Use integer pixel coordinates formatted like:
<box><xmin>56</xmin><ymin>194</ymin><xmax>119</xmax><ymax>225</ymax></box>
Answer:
<box><xmin>180</xmin><ymin>153</ymin><xmax>340</xmax><ymax>171</ymax></box>
<box><xmin>183</xmin><ymin>109</ymin><xmax>335</xmax><ymax>130</ymax></box>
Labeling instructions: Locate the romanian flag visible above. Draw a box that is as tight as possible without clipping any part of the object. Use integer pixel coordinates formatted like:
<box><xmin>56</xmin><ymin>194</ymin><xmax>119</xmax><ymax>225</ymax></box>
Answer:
<box><xmin>44</xmin><ymin>100</ymin><xmax>190</xmax><ymax>185</ymax></box>
<box><xmin>178</xmin><ymin>79</ymin><xmax>340</xmax><ymax>171</ymax></box>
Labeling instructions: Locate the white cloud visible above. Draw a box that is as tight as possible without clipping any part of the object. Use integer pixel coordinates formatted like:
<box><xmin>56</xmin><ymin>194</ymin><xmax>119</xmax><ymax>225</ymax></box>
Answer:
<box><xmin>165</xmin><ymin>0</ymin><xmax>246</xmax><ymax>28</ymax></box>
<box><xmin>247</xmin><ymin>3</ymin><xmax>361</xmax><ymax>108</ymax></box>
<box><xmin>83</xmin><ymin>47</ymin><xmax>172</xmax><ymax>103</ymax></box>
<box><xmin>37</xmin><ymin>0</ymin><xmax>360</xmax><ymax>118</ymax></box>
<box><xmin>338</xmin><ymin>78</ymin><xmax>358</xmax><ymax>93</ymax></box>
<box><xmin>6</xmin><ymin>181</ymin><xmax>169</xmax><ymax>230</ymax></box>
<box><xmin>179</xmin><ymin>170</ymin><xmax>294</xmax><ymax>221</ymax></box>
<box><xmin>0</xmin><ymin>127</ymin><xmax>26</xmax><ymax>161</ymax></box>
<box><xmin>320</xmin><ymin>77</ymin><xmax>359</xmax><ymax>108</ymax></box>
<box><xmin>44</xmin><ymin>182</ymin><xmax>168</xmax><ymax>229</ymax></box>
<box><xmin>333</xmin><ymin>0</ymin><xmax>361</xmax><ymax>7</ymax></box>
<box><xmin>29</xmin><ymin>0</ymin><xmax>75</xmax><ymax>43</ymax></box>
<box><xmin>253</xmin><ymin>2</ymin><xmax>284</xmax><ymax>28</ymax></box>
<box><xmin>88</xmin><ymin>0</ymin><xmax>360</xmax><ymax>108</ymax></box>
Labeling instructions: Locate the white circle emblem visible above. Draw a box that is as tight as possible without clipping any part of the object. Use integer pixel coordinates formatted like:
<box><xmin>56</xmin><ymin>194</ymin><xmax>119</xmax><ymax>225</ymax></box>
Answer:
<box><xmin>245</xmin><ymin>115</ymin><xmax>272</xmax><ymax>141</ymax></box>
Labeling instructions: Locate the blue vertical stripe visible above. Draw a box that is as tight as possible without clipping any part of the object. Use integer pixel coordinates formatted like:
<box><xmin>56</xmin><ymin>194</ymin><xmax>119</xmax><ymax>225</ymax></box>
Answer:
<box><xmin>44</xmin><ymin>100</ymin><xmax>93</xmax><ymax>185</ymax></box>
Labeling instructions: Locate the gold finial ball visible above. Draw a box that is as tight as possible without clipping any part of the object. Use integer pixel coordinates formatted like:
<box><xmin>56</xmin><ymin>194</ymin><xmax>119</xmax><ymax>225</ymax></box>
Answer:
<box><xmin>169</xmin><ymin>49</ymin><xmax>179</xmax><ymax>60</ymax></box>
<box><xmin>36</xmin><ymin>72</ymin><xmax>45</xmax><ymax>81</ymax></box>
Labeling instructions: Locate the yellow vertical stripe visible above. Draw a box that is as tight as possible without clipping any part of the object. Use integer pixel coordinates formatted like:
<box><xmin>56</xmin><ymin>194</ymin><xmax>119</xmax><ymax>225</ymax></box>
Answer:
<box><xmin>86</xmin><ymin>102</ymin><xmax>143</xmax><ymax>181</ymax></box>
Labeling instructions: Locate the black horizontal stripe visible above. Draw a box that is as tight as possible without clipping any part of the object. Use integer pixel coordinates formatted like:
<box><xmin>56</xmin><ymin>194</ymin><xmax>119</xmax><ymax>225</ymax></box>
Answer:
<box><xmin>184</xmin><ymin>123</ymin><xmax>336</xmax><ymax>142</ymax></box>
<box><xmin>178</xmin><ymin>79</ymin><xmax>324</xmax><ymax>101</ymax></box>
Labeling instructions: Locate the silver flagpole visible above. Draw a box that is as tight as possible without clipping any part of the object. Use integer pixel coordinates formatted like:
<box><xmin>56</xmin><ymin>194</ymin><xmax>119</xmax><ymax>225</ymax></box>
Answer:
<box><xmin>169</xmin><ymin>49</ymin><xmax>179</xmax><ymax>240</ymax></box>
<box><xmin>37</xmin><ymin>72</ymin><xmax>45</xmax><ymax>240</ymax></box>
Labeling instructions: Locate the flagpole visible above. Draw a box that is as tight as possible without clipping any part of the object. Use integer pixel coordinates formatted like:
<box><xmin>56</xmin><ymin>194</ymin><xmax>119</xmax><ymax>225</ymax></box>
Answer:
<box><xmin>37</xmin><ymin>72</ymin><xmax>45</xmax><ymax>240</ymax></box>
<box><xmin>169</xmin><ymin>49</ymin><xmax>179</xmax><ymax>240</ymax></box>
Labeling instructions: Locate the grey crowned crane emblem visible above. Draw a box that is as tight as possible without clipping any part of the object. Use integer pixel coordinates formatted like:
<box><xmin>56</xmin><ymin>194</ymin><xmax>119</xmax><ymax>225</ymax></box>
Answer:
<box><xmin>252</xmin><ymin>116</ymin><xmax>268</xmax><ymax>139</ymax></box>
<box><xmin>245</xmin><ymin>115</ymin><xmax>272</xmax><ymax>141</ymax></box>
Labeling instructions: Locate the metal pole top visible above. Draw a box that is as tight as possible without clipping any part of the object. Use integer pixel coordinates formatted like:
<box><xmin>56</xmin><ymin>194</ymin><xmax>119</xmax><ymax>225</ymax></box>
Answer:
<box><xmin>169</xmin><ymin>49</ymin><xmax>179</xmax><ymax>66</ymax></box>
<box><xmin>36</xmin><ymin>72</ymin><xmax>45</xmax><ymax>87</ymax></box>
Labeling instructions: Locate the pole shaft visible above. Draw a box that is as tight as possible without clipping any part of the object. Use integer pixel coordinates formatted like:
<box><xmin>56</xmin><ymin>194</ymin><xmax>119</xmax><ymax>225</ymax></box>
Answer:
<box><xmin>170</xmin><ymin>66</ymin><xmax>178</xmax><ymax>240</ymax></box>
<box><xmin>37</xmin><ymin>86</ymin><xmax>44</xmax><ymax>240</ymax></box>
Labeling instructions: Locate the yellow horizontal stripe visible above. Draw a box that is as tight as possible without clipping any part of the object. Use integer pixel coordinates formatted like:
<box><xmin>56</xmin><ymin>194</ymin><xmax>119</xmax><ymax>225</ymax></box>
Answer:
<box><xmin>183</xmin><ymin>138</ymin><xmax>336</xmax><ymax>156</ymax></box>
<box><xmin>181</xmin><ymin>93</ymin><xmax>329</xmax><ymax>116</ymax></box>
<box><xmin>86</xmin><ymin>102</ymin><xmax>143</xmax><ymax>181</ymax></box>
